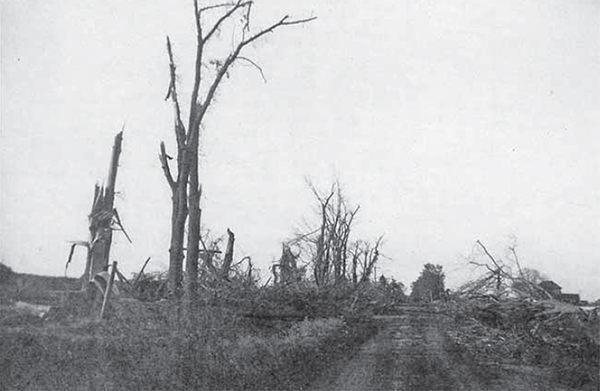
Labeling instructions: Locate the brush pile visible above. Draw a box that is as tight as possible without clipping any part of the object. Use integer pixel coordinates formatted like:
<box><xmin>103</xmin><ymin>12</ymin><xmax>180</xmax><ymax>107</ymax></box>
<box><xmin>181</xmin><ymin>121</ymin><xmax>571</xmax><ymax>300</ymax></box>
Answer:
<box><xmin>446</xmin><ymin>297</ymin><xmax>599</xmax><ymax>388</ymax></box>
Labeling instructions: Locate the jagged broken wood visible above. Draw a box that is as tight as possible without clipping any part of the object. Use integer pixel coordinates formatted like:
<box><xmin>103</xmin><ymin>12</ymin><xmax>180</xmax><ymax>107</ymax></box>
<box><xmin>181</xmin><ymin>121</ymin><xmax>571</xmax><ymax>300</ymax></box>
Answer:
<box><xmin>65</xmin><ymin>130</ymin><xmax>130</xmax><ymax>300</ymax></box>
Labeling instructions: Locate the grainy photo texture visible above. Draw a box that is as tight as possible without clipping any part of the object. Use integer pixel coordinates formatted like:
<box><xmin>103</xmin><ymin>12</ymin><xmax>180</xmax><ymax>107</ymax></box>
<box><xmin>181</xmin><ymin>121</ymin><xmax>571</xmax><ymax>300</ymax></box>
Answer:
<box><xmin>1</xmin><ymin>0</ymin><xmax>598</xmax><ymax>390</ymax></box>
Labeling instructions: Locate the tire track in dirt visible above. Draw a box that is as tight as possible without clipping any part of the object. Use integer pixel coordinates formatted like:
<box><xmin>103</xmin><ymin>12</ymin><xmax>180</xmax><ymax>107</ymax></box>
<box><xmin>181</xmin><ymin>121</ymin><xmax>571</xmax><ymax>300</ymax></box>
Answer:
<box><xmin>313</xmin><ymin>307</ymin><xmax>490</xmax><ymax>391</ymax></box>
<box><xmin>312</xmin><ymin>307</ymin><xmax>574</xmax><ymax>391</ymax></box>
<box><xmin>371</xmin><ymin>310</ymin><xmax>478</xmax><ymax>390</ymax></box>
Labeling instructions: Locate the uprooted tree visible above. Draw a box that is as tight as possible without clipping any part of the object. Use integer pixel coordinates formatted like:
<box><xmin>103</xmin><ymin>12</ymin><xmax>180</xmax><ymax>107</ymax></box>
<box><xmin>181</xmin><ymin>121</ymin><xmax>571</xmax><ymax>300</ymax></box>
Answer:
<box><xmin>284</xmin><ymin>181</ymin><xmax>384</xmax><ymax>287</ymax></box>
<box><xmin>159</xmin><ymin>1</ymin><xmax>315</xmax><ymax>299</ymax></box>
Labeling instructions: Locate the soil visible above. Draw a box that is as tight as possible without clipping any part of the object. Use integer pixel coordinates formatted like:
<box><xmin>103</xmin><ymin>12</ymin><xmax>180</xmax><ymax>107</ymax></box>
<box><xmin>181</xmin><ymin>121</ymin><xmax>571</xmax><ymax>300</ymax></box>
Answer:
<box><xmin>311</xmin><ymin>306</ymin><xmax>595</xmax><ymax>391</ymax></box>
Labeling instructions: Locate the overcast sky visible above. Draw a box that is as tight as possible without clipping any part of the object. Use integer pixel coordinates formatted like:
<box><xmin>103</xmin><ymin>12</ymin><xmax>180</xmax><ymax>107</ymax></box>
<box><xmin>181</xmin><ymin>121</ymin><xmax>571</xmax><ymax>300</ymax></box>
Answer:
<box><xmin>2</xmin><ymin>0</ymin><xmax>599</xmax><ymax>299</ymax></box>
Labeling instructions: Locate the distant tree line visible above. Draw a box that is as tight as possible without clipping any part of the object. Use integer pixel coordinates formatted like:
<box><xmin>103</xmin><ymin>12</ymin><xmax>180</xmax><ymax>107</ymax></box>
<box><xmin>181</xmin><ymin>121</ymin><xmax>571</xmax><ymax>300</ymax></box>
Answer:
<box><xmin>410</xmin><ymin>263</ymin><xmax>446</xmax><ymax>302</ymax></box>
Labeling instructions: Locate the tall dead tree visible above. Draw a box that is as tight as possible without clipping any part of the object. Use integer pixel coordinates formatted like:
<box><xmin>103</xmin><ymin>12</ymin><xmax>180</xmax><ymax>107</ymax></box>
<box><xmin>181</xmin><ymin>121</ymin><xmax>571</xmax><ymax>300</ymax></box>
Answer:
<box><xmin>291</xmin><ymin>181</ymin><xmax>384</xmax><ymax>287</ymax></box>
<box><xmin>159</xmin><ymin>1</ymin><xmax>315</xmax><ymax>299</ymax></box>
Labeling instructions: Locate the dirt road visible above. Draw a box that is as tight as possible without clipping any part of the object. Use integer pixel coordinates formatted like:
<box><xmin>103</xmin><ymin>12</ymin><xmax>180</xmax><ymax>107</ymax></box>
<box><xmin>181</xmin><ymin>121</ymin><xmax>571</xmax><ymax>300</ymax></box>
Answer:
<box><xmin>312</xmin><ymin>307</ymin><xmax>572</xmax><ymax>391</ymax></box>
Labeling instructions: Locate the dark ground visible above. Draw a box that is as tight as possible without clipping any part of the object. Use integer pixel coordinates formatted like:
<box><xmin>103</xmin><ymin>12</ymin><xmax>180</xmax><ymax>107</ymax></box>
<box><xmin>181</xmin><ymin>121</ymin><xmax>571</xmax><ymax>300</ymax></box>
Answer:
<box><xmin>310</xmin><ymin>306</ymin><xmax>598</xmax><ymax>391</ymax></box>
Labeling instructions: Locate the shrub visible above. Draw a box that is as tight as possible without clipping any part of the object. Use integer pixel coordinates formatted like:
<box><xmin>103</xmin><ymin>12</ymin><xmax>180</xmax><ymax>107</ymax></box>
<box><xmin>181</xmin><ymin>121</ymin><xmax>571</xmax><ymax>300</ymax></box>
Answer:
<box><xmin>0</xmin><ymin>262</ymin><xmax>13</xmax><ymax>284</ymax></box>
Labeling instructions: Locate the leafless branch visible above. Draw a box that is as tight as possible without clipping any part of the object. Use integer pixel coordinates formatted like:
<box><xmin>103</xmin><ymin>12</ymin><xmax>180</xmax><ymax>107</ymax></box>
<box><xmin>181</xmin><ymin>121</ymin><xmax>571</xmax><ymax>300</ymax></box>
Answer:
<box><xmin>198</xmin><ymin>232</ymin><xmax>210</xmax><ymax>255</ymax></box>
<box><xmin>233</xmin><ymin>255</ymin><xmax>252</xmax><ymax>268</ymax></box>
<box><xmin>360</xmin><ymin>236</ymin><xmax>383</xmax><ymax>283</ymax></box>
<box><xmin>65</xmin><ymin>241</ymin><xmax>89</xmax><ymax>272</ymax></box>
<box><xmin>475</xmin><ymin>240</ymin><xmax>513</xmax><ymax>279</ymax></box>
<box><xmin>238</xmin><ymin>56</ymin><xmax>267</xmax><ymax>82</ymax></box>
<box><xmin>306</xmin><ymin>179</ymin><xmax>335</xmax><ymax>207</ymax></box>
<box><xmin>288</xmin><ymin>227</ymin><xmax>321</xmax><ymax>245</ymax></box>
<box><xmin>243</xmin><ymin>2</ymin><xmax>252</xmax><ymax>32</ymax></box>
<box><xmin>159</xmin><ymin>141</ymin><xmax>176</xmax><ymax>191</ymax></box>
<box><xmin>189</xmin><ymin>0</ymin><xmax>205</xmax><ymax>131</ymax></box>
<box><xmin>165</xmin><ymin>36</ymin><xmax>186</xmax><ymax>147</ymax></box>
<box><xmin>469</xmin><ymin>260</ymin><xmax>496</xmax><ymax>274</ymax></box>
<box><xmin>476</xmin><ymin>240</ymin><xmax>502</xmax><ymax>270</ymax></box>
<box><xmin>347</xmin><ymin>205</ymin><xmax>360</xmax><ymax>226</ymax></box>
<box><xmin>199</xmin><ymin>1</ymin><xmax>249</xmax><ymax>13</ymax></box>
<box><xmin>239</xmin><ymin>15</ymin><xmax>316</xmax><ymax>49</ymax></box>
<box><xmin>134</xmin><ymin>257</ymin><xmax>152</xmax><ymax>284</ymax></box>
<box><xmin>112</xmin><ymin>208</ymin><xmax>132</xmax><ymax>243</ymax></box>
<box><xmin>197</xmin><ymin>14</ymin><xmax>316</xmax><ymax>127</ymax></box>
<box><xmin>203</xmin><ymin>0</ymin><xmax>252</xmax><ymax>45</ymax></box>
<box><xmin>507</xmin><ymin>239</ymin><xmax>524</xmax><ymax>277</ymax></box>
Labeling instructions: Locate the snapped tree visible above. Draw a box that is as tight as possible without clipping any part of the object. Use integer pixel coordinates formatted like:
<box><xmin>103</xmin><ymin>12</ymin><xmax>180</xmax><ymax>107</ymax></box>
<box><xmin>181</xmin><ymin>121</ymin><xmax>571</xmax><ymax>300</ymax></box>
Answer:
<box><xmin>66</xmin><ymin>130</ymin><xmax>131</xmax><ymax>296</ymax></box>
<box><xmin>159</xmin><ymin>1</ymin><xmax>315</xmax><ymax>299</ymax></box>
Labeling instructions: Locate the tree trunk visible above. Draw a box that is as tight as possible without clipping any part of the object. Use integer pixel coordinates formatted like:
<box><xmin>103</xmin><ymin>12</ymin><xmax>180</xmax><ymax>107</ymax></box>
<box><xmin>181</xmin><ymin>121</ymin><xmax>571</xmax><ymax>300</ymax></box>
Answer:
<box><xmin>83</xmin><ymin>131</ymin><xmax>123</xmax><ymax>292</ymax></box>
<box><xmin>168</xmin><ymin>184</ymin><xmax>187</xmax><ymax>299</ymax></box>
<box><xmin>185</xmin><ymin>148</ymin><xmax>201</xmax><ymax>303</ymax></box>
<box><xmin>159</xmin><ymin>1</ymin><xmax>315</xmax><ymax>299</ymax></box>
<box><xmin>220</xmin><ymin>228</ymin><xmax>235</xmax><ymax>280</ymax></box>
<box><xmin>99</xmin><ymin>131</ymin><xmax>122</xmax><ymax>269</ymax></box>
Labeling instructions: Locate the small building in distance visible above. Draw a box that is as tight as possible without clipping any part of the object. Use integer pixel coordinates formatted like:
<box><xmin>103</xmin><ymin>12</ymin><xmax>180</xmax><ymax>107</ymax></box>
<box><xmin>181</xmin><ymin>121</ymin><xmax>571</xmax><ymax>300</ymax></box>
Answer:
<box><xmin>539</xmin><ymin>280</ymin><xmax>562</xmax><ymax>299</ymax></box>
<box><xmin>561</xmin><ymin>293</ymin><xmax>581</xmax><ymax>305</ymax></box>
<box><xmin>538</xmin><ymin>280</ymin><xmax>580</xmax><ymax>305</ymax></box>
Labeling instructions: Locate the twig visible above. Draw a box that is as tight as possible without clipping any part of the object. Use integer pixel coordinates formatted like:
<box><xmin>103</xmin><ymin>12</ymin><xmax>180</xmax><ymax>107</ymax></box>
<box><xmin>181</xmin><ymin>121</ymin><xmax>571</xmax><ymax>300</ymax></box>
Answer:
<box><xmin>203</xmin><ymin>0</ymin><xmax>252</xmax><ymax>45</ymax></box>
<box><xmin>112</xmin><ymin>208</ymin><xmax>132</xmax><ymax>243</ymax></box>
<box><xmin>114</xmin><ymin>265</ymin><xmax>133</xmax><ymax>289</ymax></box>
<box><xmin>469</xmin><ymin>260</ymin><xmax>496</xmax><ymax>274</ymax></box>
<box><xmin>475</xmin><ymin>240</ymin><xmax>513</xmax><ymax>279</ymax></box>
<box><xmin>238</xmin><ymin>56</ymin><xmax>267</xmax><ymax>82</ymax></box>
<box><xmin>508</xmin><ymin>243</ymin><xmax>523</xmax><ymax>277</ymax></box>
<box><xmin>134</xmin><ymin>257</ymin><xmax>152</xmax><ymax>285</ymax></box>
<box><xmin>196</xmin><ymin>14</ymin><xmax>316</xmax><ymax>130</ymax></box>
<box><xmin>199</xmin><ymin>1</ymin><xmax>251</xmax><ymax>13</ymax></box>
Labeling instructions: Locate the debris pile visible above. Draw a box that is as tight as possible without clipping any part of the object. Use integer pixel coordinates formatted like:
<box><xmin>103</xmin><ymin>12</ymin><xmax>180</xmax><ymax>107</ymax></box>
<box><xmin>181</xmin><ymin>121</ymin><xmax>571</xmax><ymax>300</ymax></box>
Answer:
<box><xmin>445</xmin><ymin>297</ymin><xmax>599</xmax><ymax>388</ymax></box>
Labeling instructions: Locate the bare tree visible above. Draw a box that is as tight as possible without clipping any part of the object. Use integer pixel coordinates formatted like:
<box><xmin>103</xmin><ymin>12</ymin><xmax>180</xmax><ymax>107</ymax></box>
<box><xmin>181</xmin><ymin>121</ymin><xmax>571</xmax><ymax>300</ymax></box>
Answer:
<box><xmin>159</xmin><ymin>1</ymin><xmax>315</xmax><ymax>299</ymax></box>
<box><xmin>357</xmin><ymin>236</ymin><xmax>383</xmax><ymax>283</ymax></box>
<box><xmin>291</xmin><ymin>181</ymin><xmax>382</xmax><ymax>286</ymax></box>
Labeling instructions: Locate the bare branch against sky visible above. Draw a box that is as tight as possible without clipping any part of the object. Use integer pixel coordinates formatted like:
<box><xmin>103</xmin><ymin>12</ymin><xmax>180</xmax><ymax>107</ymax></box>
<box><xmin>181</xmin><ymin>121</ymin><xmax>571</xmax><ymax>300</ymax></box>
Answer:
<box><xmin>1</xmin><ymin>0</ymin><xmax>599</xmax><ymax>299</ymax></box>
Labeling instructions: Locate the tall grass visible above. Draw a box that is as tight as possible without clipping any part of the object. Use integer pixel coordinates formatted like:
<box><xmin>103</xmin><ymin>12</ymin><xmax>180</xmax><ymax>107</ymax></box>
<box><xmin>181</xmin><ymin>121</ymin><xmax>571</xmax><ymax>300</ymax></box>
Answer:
<box><xmin>0</xmin><ymin>299</ymin><xmax>377</xmax><ymax>390</ymax></box>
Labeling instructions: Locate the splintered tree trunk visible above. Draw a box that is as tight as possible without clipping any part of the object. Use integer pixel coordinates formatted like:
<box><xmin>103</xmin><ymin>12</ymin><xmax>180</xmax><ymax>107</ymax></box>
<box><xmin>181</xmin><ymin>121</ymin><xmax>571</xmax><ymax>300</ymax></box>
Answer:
<box><xmin>101</xmin><ymin>131</ymin><xmax>122</xmax><ymax>267</ymax></box>
<box><xmin>83</xmin><ymin>131</ymin><xmax>123</xmax><ymax>291</ymax></box>
<box><xmin>220</xmin><ymin>228</ymin><xmax>235</xmax><ymax>280</ymax></box>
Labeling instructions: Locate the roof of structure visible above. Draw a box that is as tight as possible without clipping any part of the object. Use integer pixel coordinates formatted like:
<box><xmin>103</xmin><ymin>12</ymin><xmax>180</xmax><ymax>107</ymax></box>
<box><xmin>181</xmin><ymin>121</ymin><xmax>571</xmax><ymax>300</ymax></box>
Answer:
<box><xmin>539</xmin><ymin>280</ymin><xmax>562</xmax><ymax>291</ymax></box>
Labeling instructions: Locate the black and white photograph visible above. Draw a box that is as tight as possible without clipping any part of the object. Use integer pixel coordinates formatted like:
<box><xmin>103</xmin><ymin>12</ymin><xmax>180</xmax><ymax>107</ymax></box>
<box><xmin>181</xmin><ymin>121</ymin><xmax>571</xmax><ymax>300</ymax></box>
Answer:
<box><xmin>1</xmin><ymin>0</ymin><xmax>599</xmax><ymax>389</ymax></box>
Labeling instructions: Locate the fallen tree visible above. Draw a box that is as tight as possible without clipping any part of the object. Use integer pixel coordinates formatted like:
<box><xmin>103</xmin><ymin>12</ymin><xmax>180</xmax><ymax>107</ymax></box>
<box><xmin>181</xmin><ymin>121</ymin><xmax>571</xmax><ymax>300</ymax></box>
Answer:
<box><xmin>446</xmin><ymin>297</ymin><xmax>599</xmax><ymax>388</ymax></box>
<box><xmin>455</xmin><ymin>240</ymin><xmax>552</xmax><ymax>301</ymax></box>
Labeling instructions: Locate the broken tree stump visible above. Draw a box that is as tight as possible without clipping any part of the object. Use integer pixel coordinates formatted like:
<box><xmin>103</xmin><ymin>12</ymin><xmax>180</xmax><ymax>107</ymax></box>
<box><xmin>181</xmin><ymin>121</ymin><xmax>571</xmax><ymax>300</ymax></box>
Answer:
<box><xmin>83</xmin><ymin>130</ymin><xmax>124</xmax><ymax>292</ymax></box>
